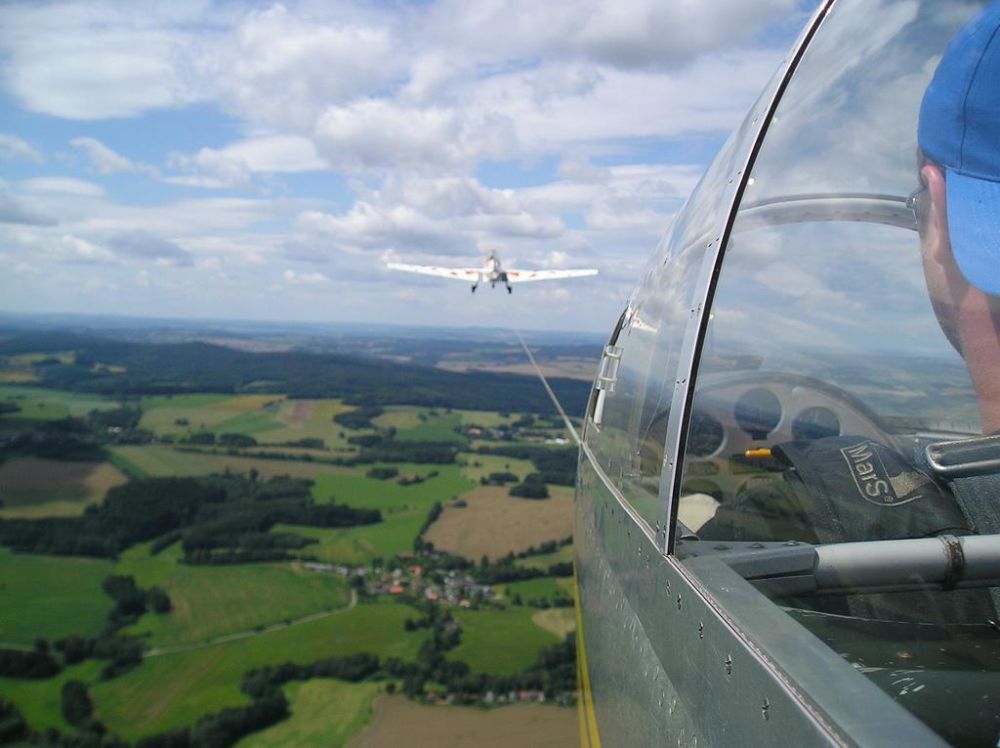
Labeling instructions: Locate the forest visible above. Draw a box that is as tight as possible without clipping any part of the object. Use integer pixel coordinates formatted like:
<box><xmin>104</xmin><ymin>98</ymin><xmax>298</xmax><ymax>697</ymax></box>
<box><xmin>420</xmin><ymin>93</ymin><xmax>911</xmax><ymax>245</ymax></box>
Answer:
<box><xmin>0</xmin><ymin>330</ymin><xmax>591</xmax><ymax>415</ymax></box>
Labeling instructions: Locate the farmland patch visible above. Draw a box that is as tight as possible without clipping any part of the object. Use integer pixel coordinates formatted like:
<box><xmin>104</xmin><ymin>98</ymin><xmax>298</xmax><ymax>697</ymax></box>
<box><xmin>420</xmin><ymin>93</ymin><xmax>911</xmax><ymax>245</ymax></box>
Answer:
<box><xmin>109</xmin><ymin>445</ymin><xmax>354</xmax><ymax>480</ymax></box>
<box><xmin>449</xmin><ymin>607</ymin><xmax>558</xmax><ymax>675</ymax></box>
<box><xmin>0</xmin><ymin>547</ymin><xmax>113</xmax><ymax>644</ymax></box>
<box><xmin>424</xmin><ymin>486</ymin><xmax>573</xmax><ymax>561</ymax></box>
<box><xmin>348</xmin><ymin>696</ymin><xmax>576</xmax><ymax>748</ymax></box>
<box><xmin>238</xmin><ymin>680</ymin><xmax>383</xmax><ymax>748</ymax></box>
<box><xmin>92</xmin><ymin>603</ymin><xmax>427</xmax><ymax>740</ymax></box>
<box><xmin>0</xmin><ymin>457</ymin><xmax>127</xmax><ymax>518</ymax></box>
<box><xmin>119</xmin><ymin>548</ymin><xmax>352</xmax><ymax>648</ymax></box>
<box><xmin>531</xmin><ymin>608</ymin><xmax>576</xmax><ymax>640</ymax></box>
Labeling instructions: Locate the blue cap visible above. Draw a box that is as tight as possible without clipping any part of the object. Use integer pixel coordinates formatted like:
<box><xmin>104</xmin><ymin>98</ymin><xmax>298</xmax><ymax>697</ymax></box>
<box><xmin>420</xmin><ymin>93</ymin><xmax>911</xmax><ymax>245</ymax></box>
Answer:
<box><xmin>919</xmin><ymin>3</ymin><xmax>1000</xmax><ymax>296</ymax></box>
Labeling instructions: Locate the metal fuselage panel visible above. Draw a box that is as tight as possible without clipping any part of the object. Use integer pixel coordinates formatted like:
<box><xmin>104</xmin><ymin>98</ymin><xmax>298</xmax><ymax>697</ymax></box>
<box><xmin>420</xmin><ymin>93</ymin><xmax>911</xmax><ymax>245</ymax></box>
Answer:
<box><xmin>576</xmin><ymin>457</ymin><xmax>831</xmax><ymax>746</ymax></box>
<box><xmin>575</xmin><ymin>450</ymin><xmax>947</xmax><ymax>747</ymax></box>
<box><xmin>576</xmin><ymin>460</ymin><xmax>697</xmax><ymax>747</ymax></box>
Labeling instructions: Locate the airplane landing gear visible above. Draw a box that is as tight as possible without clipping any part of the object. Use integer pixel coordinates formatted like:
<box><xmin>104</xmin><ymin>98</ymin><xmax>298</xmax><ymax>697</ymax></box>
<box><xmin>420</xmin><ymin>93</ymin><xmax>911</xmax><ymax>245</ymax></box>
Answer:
<box><xmin>471</xmin><ymin>284</ymin><xmax>477</xmax><ymax>293</ymax></box>
<box><xmin>506</xmin><ymin>284</ymin><xmax>512</xmax><ymax>294</ymax></box>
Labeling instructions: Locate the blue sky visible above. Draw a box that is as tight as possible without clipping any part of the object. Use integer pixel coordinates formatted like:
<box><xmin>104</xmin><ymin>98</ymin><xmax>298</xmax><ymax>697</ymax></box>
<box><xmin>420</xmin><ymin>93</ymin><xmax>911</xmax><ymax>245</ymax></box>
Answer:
<box><xmin>0</xmin><ymin>0</ymin><xmax>818</xmax><ymax>333</ymax></box>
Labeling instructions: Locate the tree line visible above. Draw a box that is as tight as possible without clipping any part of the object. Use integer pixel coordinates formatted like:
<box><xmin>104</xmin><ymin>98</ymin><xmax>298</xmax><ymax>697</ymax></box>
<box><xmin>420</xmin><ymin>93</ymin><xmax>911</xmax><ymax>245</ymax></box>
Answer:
<box><xmin>0</xmin><ymin>331</ymin><xmax>591</xmax><ymax>416</ymax></box>
<box><xmin>0</xmin><ymin>474</ymin><xmax>380</xmax><ymax>561</ymax></box>
<box><xmin>475</xmin><ymin>445</ymin><xmax>577</xmax><ymax>486</ymax></box>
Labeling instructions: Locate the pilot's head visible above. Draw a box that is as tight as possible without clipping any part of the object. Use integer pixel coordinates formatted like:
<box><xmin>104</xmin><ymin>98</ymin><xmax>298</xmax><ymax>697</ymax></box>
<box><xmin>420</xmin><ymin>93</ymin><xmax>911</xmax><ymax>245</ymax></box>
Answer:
<box><xmin>916</xmin><ymin>3</ymin><xmax>1000</xmax><ymax>425</ymax></box>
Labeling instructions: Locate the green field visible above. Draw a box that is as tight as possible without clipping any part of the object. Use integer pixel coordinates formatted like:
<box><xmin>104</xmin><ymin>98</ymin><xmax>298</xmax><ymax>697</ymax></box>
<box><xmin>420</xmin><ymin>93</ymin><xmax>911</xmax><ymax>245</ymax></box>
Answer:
<box><xmin>498</xmin><ymin>576</ymin><xmax>574</xmax><ymax>603</ymax></box>
<box><xmin>0</xmin><ymin>660</ymin><xmax>105</xmax><ymax>733</ymax></box>
<box><xmin>374</xmin><ymin>407</ymin><xmax>520</xmax><ymax>439</ymax></box>
<box><xmin>117</xmin><ymin>544</ymin><xmax>352</xmax><ymax>648</ymax></box>
<box><xmin>238</xmin><ymin>680</ymin><xmax>383</xmax><ymax>748</ymax></box>
<box><xmin>109</xmin><ymin>445</ymin><xmax>355</xmax><ymax>481</ymax></box>
<box><xmin>0</xmin><ymin>548</ymin><xmax>114</xmax><ymax>644</ymax></box>
<box><xmin>0</xmin><ymin>384</ymin><xmax>119</xmax><ymax>423</ymax></box>
<box><xmin>515</xmin><ymin>544</ymin><xmax>574</xmax><ymax>571</ymax></box>
<box><xmin>392</xmin><ymin>411</ymin><xmax>466</xmax><ymax>445</ymax></box>
<box><xmin>455</xmin><ymin>409</ymin><xmax>520</xmax><ymax>427</ymax></box>
<box><xmin>0</xmin><ymin>385</ymin><xmax>572</xmax><ymax>743</ymax></box>
<box><xmin>92</xmin><ymin>602</ymin><xmax>427</xmax><ymax>739</ymax></box>
<box><xmin>292</xmin><ymin>466</ymin><xmax>476</xmax><ymax>563</ymax></box>
<box><xmin>312</xmin><ymin>465</ymin><xmax>473</xmax><ymax>511</ymax></box>
<box><xmin>138</xmin><ymin>395</ymin><xmax>360</xmax><ymax>449</ymax></box>
<box><xmin>448</xmin><ymin>607</ymin><xmax>558</xmax><ymax>675</ymax></box>
<box><xmin>457</xmin><ymin>453</ymin><xmax>535</xmax><ymax>483</ymax></box>
<box><xmin>138</xmin><ymin>394</ymin><xmax>277</xmax><ymax>436</ymax></box>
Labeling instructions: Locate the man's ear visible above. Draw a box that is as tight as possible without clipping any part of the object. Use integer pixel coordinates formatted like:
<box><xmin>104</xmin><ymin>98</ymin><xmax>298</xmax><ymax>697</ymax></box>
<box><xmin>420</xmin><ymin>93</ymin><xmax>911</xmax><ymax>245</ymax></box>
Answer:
<box><xmin>921</xmin><ymin>163</ymin><xmax>950</xmax><ymax>262</ymax></box>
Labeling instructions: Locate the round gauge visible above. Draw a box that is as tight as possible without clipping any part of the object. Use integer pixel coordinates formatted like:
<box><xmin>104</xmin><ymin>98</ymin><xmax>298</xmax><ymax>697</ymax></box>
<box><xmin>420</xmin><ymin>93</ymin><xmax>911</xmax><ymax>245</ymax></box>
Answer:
<box><xmin>791</xmin><ymin>406</ymin><xmax>841</xmax><ymax>440</ymax></box>
<box><xmin>687</xmin><ymin>411</ymin><xmax>725</xmax><ymax>457</ymax></box>
<box><xmin>733</xmin><ymin>388</ymin><xmax>782</xmax><ymax>439</ymax></box>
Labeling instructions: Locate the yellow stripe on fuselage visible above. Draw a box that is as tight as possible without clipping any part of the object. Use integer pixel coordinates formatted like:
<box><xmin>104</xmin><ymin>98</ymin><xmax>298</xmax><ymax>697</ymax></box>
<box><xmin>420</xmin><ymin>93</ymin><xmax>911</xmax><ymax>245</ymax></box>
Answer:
<box><xmin>574</xmin><ymin>566</ymin><xmax>602</xmax><ymax>748</ymax></box>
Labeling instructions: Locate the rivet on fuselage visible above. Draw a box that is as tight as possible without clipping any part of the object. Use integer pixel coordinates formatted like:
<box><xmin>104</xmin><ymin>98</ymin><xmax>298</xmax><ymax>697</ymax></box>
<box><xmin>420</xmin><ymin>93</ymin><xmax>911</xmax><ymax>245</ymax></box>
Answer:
<box><xmin>698</xmin><ymin>622</ymin><xmax>704</xmax><ymax>639</ymax></box>
<box><xmin>761</xmin><ymin>698</ymin><xmax>771</xmax><ymax>721</ymax></box>
<box><xmin>724</xmin><ymin>654</ymin><xmax>733</xmax><ymax>676</ymax></box>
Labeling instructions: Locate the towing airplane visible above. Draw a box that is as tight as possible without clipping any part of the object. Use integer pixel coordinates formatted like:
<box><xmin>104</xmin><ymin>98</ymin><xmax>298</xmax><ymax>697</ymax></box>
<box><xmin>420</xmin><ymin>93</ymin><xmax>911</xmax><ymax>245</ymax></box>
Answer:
<box><xmin>386</xmin><ymin>251</ymin><xmax>597</xmax><ymax>293</ymax></box>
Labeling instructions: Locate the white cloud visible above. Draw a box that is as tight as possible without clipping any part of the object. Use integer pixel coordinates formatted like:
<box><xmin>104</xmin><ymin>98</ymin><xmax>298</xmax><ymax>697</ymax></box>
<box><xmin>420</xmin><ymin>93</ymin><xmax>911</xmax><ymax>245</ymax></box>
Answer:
<box><xmin>203</xmin><ymin>4</ymin><xmax>399</xmax><ymax>129</ymax></box>
<box><xmin>283</xmin><ymin>269</ymin><xmax>329</xmax><ymax>285</ymax></box>
<box><xmin>166</xmin><ymin>135</ymin><xmax>326</xmax><ymax>190</ymax></box>
<box><xmin>107</xmin><ymin>231</ymin><xmax>193</xmax><ymax>266</ymax></box>
<box><xmin>0</xmin><ymin>182</ymin><xmax>57</xmax><ymax>226</ymax></box>
<box><xmin>71</xmin><ymin>137</ymin><xmax>158</xmax><ymax>176</ymax></box>
<box><xmin>469</xmin><ymin>212</ymin><xmax>563</xmax><ymax>238</ymax></box>
<box><xmin>314</xmin><ymin>99</ymin><xmax>516</xmax><ymax>172</ymax></box>
<box><xmin>0</xmin><ymin>133</ymin><xmax>42</xmax><ymax>162</ymax></box>
<box><xmin>464</xmin><ymin>53</ymin><xmax>784</xmax><ymax>151</ymax></box>
<box><xmin>298</xmin><ymin>202</ymin><xmax>456</xmax><ymax>251</ymax></box>
<box><xmin>59</xmin><ymin>234</ymin><xmax>114</xmax><ymax>263</ymax></box>
<box><xmin>20</xmin><ymin>178</ymin><xmax>106</xmax><ymax>197</ymax></box>
<box><xmin>0</xmin><ymin>0</ymin><xmax>821</xmax><ymax>330</ymax></box>
<box><xmin>0</xmin><ymin>3</ymin><xmax>207</xmax><ymax>119</ymax></box>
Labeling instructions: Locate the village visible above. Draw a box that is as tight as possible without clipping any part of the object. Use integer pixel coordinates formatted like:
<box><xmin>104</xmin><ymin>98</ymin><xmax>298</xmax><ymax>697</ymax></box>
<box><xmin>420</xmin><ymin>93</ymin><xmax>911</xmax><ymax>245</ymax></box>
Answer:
<box><xmin>300</xmin><ymin>548</ymin><xmax>575</xmax><ymax>708</ymax></box>
<box><xmin>302</xmin><ymin>559</ymin><xmax>495</xmax><ymax>609</ymax></box>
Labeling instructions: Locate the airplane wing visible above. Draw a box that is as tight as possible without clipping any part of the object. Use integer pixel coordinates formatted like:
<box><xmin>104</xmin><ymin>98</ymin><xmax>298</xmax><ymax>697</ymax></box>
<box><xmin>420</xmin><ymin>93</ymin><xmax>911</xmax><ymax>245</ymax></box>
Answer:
<box><xmin>506</xmin><ymin>268</ymin><xmax>598</xmax><ymax>283</ymax></box>
<box><xmin>386</xmin><ymin>263</ymin><xmax>480</xmax><ymax>281</ymax></box>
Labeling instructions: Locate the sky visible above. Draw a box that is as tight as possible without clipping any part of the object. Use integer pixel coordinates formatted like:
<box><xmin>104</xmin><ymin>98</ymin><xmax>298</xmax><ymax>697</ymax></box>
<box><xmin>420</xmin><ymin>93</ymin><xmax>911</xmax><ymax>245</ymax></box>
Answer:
<box><xmin>0</xmin><ymin>0</ymin><xmax>819</xmax><ymax>334</ymax></box>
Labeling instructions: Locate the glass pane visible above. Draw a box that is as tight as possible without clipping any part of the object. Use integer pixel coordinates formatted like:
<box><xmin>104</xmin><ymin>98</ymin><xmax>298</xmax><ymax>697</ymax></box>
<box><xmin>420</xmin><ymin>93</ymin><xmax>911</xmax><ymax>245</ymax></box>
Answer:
<box><xmin>584</xmin><ymin>80</ymin><xmax>781</xmax><ymax>530</ymax></box>
<box><xmin>676</xmin><ymin>1</ymin><xmax>1000</xmax><ymax>744</ymax></box>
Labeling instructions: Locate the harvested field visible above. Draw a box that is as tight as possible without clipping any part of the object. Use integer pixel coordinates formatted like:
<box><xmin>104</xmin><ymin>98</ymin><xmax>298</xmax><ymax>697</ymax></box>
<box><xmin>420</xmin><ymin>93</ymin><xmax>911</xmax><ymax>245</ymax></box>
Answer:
<box><xmin>289</xmin><ymin>400</ymin><xmax>315</xmax><ymax>423</ymax></box>
<box><xmin>0</xmin><ymin>457</ymin><xmax>127</xmax><ymax>518</ymax></box>
<box><xmin>423</xmin><ymin>485</ymin><xmax>573</xmax><ymax>561</ymax></box>
<box><xmin>348</xmin><ymin>696</ymin><xmax>577</xmax><ymax>748</ymax></box>
<box><xmin>532</xmin><ymin>608</ymin><xmax>576</xmax><ymax>639</ymax></box>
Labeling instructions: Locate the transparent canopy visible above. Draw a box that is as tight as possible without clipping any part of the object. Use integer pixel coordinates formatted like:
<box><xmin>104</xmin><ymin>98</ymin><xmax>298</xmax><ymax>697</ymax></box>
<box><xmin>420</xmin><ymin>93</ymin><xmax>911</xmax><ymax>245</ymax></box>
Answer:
<box><xmin>584</xmin><ymin>0</ymin><xmax>1000</xmax><ymax>743</ymax></box>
